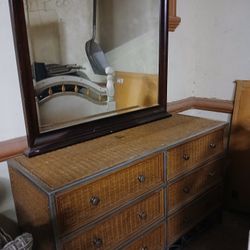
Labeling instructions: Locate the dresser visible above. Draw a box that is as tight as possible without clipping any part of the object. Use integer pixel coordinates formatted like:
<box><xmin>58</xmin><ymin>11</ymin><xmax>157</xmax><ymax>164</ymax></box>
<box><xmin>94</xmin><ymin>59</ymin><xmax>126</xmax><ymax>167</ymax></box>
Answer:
<box><xmin>8</xmin><ymin>115</ymin><xmax>228</xmax><ymax>250</ymax></box>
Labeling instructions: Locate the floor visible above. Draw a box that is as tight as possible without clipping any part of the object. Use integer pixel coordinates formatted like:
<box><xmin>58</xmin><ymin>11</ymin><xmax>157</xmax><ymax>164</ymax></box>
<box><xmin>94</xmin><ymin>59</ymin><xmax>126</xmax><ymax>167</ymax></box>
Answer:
<box><xmin>171</xmin><ymin>211</ymin><xmax>250</xmax><ymax>250</ymax></box>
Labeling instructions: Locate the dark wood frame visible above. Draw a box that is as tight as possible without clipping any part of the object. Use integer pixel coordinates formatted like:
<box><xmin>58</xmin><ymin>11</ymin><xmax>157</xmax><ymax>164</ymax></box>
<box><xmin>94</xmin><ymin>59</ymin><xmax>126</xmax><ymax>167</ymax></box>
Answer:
<box><xmin>9</xmin><ymin>0</ymin><xmax>170</xmax><ymax>157</ymax></box>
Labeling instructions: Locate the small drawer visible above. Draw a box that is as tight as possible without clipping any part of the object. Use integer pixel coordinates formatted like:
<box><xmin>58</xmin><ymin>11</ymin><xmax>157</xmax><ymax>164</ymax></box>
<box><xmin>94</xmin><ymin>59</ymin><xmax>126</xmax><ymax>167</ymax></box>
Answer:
<box><xmin>125</xmin><ymin>224</ymin><xmax>165</xmax><ymax>250</ymax></box>
<box><xmin>56</xmin><ymin>153</ymin><xmax>164</xmax><ymax>235</ymax></box>
<box><xmin>62</xmin><ymin>190</ymin><xmax>165</xmax><ymax>250</ymax></box>
<box><xmin>167</xmin><ymin>129</ymin><xmax>224</xmax><ymax>180</ymax></box>
<box><xmin>167</xmin><ymin>186</ymin><xmax>222</xmax><ymax>245</ymax></box>
<box><xmin>168</xmin><ymin>159</ymin><xmax>224</xmax><ymax>212</ymax></box>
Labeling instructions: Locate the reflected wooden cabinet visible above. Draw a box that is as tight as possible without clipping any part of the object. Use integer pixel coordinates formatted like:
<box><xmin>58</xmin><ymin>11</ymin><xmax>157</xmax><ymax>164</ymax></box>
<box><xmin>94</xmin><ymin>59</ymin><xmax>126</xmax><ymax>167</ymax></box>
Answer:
<box><xmin>8</xmin><ymin>115</ymin><xmax>227</xmax><ymax>249</ymax></box>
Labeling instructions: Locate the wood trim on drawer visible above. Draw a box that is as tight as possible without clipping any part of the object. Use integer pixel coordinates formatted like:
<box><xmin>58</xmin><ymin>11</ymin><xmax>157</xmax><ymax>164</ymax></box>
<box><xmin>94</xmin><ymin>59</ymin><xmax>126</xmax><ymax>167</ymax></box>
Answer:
<box><xmin>125</xmin><ymin>223</ymin><xmax>166</xmax><ymax>250</ymax></box>
<box><xmin>167</xmin><ymin>185</ymin><xmax>223</xmax><ymax>245</ymax></box>
<box><xmin>167</xmin><ymin>129</ymin><xmax>225</xmax><ymax>180</ymax></box>
<box><xmin>62</xmin><ymin>190</ymin><xmax>165</xmax><ymax>250</ymax></box>
<box><xmin>167</xmin><ymin>158</ymin><xmax>225</xmax><ymax>214</ymax></box>
<box><xmin>56</xmin><ymin>153</ymin><xmax>164</xmax><ymax>236</ymax></box>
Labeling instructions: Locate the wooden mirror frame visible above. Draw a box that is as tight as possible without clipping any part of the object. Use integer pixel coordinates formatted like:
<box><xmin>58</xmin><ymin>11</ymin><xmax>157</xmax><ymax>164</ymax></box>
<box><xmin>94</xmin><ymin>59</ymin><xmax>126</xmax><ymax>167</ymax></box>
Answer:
<box><xmin>9</xmin><ymin>0</ymin><xmax>170</xmax><ymax>157</ymax></box>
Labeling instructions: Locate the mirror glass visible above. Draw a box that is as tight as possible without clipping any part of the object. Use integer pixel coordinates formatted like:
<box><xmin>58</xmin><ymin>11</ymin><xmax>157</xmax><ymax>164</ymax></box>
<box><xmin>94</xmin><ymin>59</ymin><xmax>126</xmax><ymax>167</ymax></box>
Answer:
<box><xmin>23</xmin><ymin>0</ymin><xmax>161</xmax><ymax>133</ymax></box>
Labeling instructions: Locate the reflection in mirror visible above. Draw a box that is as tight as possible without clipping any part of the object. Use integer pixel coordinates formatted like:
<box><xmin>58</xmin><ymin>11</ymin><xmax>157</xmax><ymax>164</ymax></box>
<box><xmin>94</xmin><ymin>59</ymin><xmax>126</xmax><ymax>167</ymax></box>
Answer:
<box><xmin>23</xmin><ymin>0</ymin><xmax>160</xmax><ymax>132</ymax></box>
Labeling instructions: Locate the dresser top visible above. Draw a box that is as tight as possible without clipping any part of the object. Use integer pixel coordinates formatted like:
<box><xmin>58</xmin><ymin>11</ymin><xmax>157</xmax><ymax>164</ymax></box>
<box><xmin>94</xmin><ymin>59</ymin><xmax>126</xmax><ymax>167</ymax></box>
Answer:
<box><xmin>11</xmin><ymin>115</ymin><xmax>226</xmax><ymax>190</ymax></box>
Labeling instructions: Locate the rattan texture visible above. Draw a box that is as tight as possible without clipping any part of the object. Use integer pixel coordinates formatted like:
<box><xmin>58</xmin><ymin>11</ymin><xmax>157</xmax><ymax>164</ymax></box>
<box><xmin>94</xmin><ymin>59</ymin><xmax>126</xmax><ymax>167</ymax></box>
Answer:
<box><xmin>15</xmin><ymin>115</ymin><xmax>226</xmax><ymax>189</ymax></box>
<box><xmin>167</xmin><ymin>186</ymin><xmax>222</xmax><ymax>245</ymax></box>
<box><xmin>62</xmin><ymin>190</ymin><xmax>164</xmax><ymax>250</ymax></box>
<box><xmin>168</xmin><ymin>159</ymin><xmax>224</xmax><ymax>212</ymax></box>
<box><xmin>126</xmin><ymin>224</ymin><xmax>165</xmax><ymax>250</ymax></box>
<box><xmin>56</xmin><ymin>154</ymin><xmax>164</xmax><ymax>235</ymax></box>
<box><xmin>9</xmin><ymin>168</ymin><xmax>55</xmax><ymax>250</ymax></box>
<box><xmin>167</xmin><ymin>129</ymin><xmax>224</xmax><ymax>180</ymax></box>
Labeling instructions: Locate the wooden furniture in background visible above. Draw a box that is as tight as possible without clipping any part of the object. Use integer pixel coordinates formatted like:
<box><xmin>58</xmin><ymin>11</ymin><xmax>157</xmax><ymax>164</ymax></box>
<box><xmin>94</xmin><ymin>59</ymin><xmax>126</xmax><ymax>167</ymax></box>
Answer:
<box><xmin>8</xmin><ymin>115</ymin><xmax>227</xmax><ymax>249</ymax></box>
<box><xmin>169</xmin><ymin>0</ymin><xmax>181</xmax><ymax>32</ymax></box>
<box><xmin>226</xmin><ymin>80</ymin><xmax>250</xmax><ymax>213</ymax></box>
<box><xmin>115</xmin><ymin>72</ymin><xmax>158</xmax><ymax>110</ymax></box>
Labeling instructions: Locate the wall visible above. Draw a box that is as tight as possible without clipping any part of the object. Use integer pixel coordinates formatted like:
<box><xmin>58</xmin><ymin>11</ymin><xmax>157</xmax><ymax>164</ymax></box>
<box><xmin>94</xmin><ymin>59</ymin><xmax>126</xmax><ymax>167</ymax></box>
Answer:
<box><xmin>0</xmin><ymin>0</ymin><xmax>26</xmax><ymax>222</ymax></box>
<box><xmin>168</xmin><ymin>0</ymin><xmax>250</xmax><ymax>102</ymax></box>
<box><xmin>1</xmin><ymin>0</ymin><xmax>250</xmax><ymax>222</ymax></box>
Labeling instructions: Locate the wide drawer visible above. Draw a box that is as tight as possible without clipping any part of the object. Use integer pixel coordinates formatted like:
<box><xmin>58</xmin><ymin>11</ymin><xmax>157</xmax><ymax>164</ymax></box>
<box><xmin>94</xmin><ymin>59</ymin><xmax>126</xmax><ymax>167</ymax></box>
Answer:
<box><xmin>56</xmin><ymin>153</ymin><xmax>164</xmax><ymax>235</ymax></box>
<box><xmin>62</xmin><ymin>190</ymin><xmax>165</xmax><ymax>250</ymax></box>
<box><xmin>125</xmin><ymin>224</ymin><xmax>165</xmax><ymax>250</ymax></box>
<box><xmin>168</xmin><ymin>159</ymin><xmax>224</xmax><ymax>213</ymax></box>
<box><xmin>167</xmin><ymin>186</ymin><xmax>222</xmax><ymax>245</ymax></box>
<box><xmin>167</xmin><ymin>129</ymin><xmax>224</xmax><ymax>180</ymax></box>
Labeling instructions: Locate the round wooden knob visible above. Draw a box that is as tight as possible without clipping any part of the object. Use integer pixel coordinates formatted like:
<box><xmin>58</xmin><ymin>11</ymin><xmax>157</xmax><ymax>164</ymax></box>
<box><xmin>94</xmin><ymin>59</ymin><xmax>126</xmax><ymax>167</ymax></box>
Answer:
<box><xmin>93</xmin><ymin>237</ymin><xmax>103</xmax><ymax>248</ymax></box>
<box><xmin>208</xmin><ymin>171</ymin><xmax>216</xmax><ymax>177</ymax></box>
<box><xmin>183</xmin><ymin>154</ymin><xmax>190</xmax><ymax>161</ymax></box>
<box><xmin>141</xmin><ymin>247</ymin><xmax>148</xmax><ymax>250</ymax></box>
<box><xmin>209</xmin><ymin>143</ymin><xmax>216</xmax><ymax>149</ymax></box>
<box><xmin>138</xmin><ymin>175</ymin><xmax>146</xmax><ymax>183</ymax></box>
<box><xmin>183</xmin><ymin>186</ymin><xmax>190</xmax><ymax>194</ymax></box>
<box><xmin>90</xmin><ymin>196</ymin><xmax>100</xmax><ymax>206</ymax></box>
<box><xmin>138</xmin><ymin>211</ymin><xmax>147</xmax><ymax>220</ymax></box>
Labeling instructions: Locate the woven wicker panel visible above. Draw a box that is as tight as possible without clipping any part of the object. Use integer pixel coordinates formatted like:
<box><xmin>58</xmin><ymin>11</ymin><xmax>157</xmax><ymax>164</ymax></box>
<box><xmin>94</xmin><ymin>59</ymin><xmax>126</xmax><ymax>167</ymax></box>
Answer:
<box><xmin>125</xmin><ymin>224</ymin><xmax>165</xmax><ymax>250</ymax></box>
<box><xmin>168</xmin><ymin>159</ymin><xmax>224</xmax><ymax>212</ymax></box>
<box><xmin>167</xmin><ymin>186</ymin><xmax>222</xmax><ymax>245</ymax></box>
<box><xmin>167</xmin><ymin>129</ymin><xmax>224</xmax><ymax>180</ymax></box>
<box><xmin>62</xmin><ymin>190</ymin><xmax>164</xmax><ymax>250</ymax></box>
<box><xmin>15</xmin><ymin>115</ymin><xmax>226</xmax><ymax>189</ymax></box>
<box><xmin>8</xmin><ymin>167</ymin><xmax>55</xmax><ymax>250</ymax></box>
<box><xmin>56</xmin><ymin>153</ymin><xmax>164</xmax><ymax>235</ymax></box>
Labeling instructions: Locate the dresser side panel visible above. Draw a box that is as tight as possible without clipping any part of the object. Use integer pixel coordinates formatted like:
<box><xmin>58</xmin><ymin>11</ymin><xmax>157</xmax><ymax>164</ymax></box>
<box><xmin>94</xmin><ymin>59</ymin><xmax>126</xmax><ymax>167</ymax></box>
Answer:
<box><xmin>8</xmin><ymin>166</ymin><xmax>55</xmax><ymax>250</ymax></box>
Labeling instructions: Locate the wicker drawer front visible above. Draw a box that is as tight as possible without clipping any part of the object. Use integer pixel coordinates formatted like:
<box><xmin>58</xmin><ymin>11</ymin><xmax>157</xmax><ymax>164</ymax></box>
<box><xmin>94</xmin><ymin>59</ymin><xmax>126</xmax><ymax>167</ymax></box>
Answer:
<box><xmin>167</xmin><ymin>186</ymin><xmax>222</xmax><ymax>245</ymax></box>
<box><xmin>167</xmin><ymin>129</ymin><xmax>224</xmax><ymax>180</ymax></box>
<box><xmin>168</xmin><ymin>159</ymin><xmax>224</xmax><ymax>212</ymax></box>
<box><xmin>125</xmin><ymin>224</ymin><xmax>165</xmax><ymax>250</ymax></box>
<box><xmin>56</xmin><ymin>153</ymin><xmax>164</xmax><ymax>235</ymax></box>
<box><xmin>62</xmin><ymin>190</ymin><xmax>165</xmax><ymax>250</ymax></box>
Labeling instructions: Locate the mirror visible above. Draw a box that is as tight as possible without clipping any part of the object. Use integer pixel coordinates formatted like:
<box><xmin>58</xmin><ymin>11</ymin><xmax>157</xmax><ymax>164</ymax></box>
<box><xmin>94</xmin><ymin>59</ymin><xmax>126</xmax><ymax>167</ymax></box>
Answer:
<box><xmin>9</xmin><ymin>0</ymin><xmax>169</xmax><ymax>156</ymax></box>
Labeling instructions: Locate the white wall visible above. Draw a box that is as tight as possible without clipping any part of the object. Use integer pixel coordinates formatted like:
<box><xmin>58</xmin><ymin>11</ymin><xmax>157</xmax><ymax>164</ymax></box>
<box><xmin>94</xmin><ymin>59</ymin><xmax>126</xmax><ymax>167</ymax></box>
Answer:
<box><xmin>169</xmin><ymin>0</ymin><xmax>250</xmax><ymax>101</ymax></box>
<box><xmin>0</xmin><ymin>1</ymin><xmax>26</xmax><ymax>141</ymax></box>
<box><xmin>168</xmin><ymin>0</ymin><xmax>198</xmax><ymax>101</ymax></box>
<box><xmin>0</xmin><ymin>1</ymin><xmax>26</xmax><ymax>222</ymax></box>
<box><xmin>1</xmin><ymin>0</ymin><xmax>250</xmax><ymax>222</ymax></box>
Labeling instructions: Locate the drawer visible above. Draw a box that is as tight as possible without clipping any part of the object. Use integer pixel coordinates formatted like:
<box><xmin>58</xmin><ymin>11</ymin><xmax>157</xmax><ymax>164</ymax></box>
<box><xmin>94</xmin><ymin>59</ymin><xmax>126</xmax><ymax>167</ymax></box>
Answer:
<box><xmin>167</xmin><ymin>186</ymin><xmax>222</xmax><ymax>245</ymax></box>
<box><xmin>168</xmin><ymin>159</ymin><xmax>224</xmax><ymax>213</ymax></box>
<box><xmin>125</xmin><ymin>224</ymin><xmax>165</xmax><ymax>250</ymax></box>
<box><xmin>62</xmin><ymin>190</ymin><xmax>165</xmax><ymax>250</ymax></box>
<box><xmin>167</xmin><ymin>129</ymin><xmax>224</xmax><ymax>180</ymax></box>
<box><xmin>56</xmin><ymin>153</ymin><xmax>164</xmax><ymax>235</ymax></box>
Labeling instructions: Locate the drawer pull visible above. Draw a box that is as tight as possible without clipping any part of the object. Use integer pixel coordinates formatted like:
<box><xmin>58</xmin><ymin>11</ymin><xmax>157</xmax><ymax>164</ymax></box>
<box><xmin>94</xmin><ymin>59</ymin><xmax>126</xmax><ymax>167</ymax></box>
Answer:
<box><xmin>183</xmin><ymin>154</ymin><xmax>190</xmax><ymax>161</ymax></box>
<box><xmin>209</xmin><ymin>143</ymin><xmax>217</xmax><ymax>149</ymax></box>
<box><xmin>141</xmin><ymin>247</ymin><xmax>148</xmax><ymax>250</ymax></box>
<box><xmin>208</xmin><ymin>171</ymin><xmax>216</xmax><ymax>177</ymax></box>
<box><xmin>138</xmin><ymin>211</ymin><xmax>147</xmax><ymax>220</ymax></box>
<box><xmin>93</xmin><ymin>237</ymin><xmax>103</xmax><ymax>248</ymax></box>
<box><xmin>138</xmin><ymin>175</ymin><xmax>146</xmax><ymax>183</ymax></box>
<box><xmin>90</xmin><ymin>196</ymin><xmax>100</xmax><ymax>206</ymax></box>
<box><xmin>183</xmin><ymin>186</ymin><xmax>190</xmax><ymax>194</ymax></box>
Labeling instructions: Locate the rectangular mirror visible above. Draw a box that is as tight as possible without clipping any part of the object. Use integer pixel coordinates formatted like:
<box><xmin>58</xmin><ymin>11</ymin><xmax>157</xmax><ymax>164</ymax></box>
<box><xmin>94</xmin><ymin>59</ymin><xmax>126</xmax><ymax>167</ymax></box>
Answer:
<box><xmin>9</xmin><ymin>0</ymin><xmax>170</xmax><ymax>156</ymax></box>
